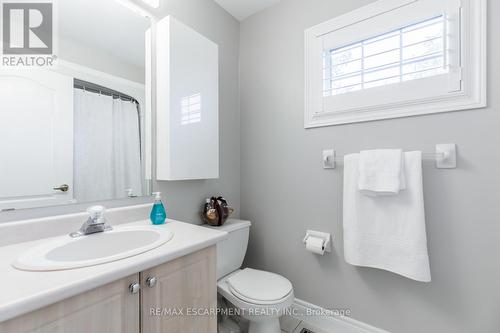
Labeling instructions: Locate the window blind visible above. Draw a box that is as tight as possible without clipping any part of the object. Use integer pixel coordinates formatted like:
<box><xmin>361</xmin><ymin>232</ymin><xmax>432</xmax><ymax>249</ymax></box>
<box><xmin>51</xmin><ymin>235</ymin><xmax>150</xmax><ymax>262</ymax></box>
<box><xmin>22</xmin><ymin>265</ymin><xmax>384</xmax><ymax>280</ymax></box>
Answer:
<box><xmin>323</xmin><ymin>15</ymin><xmax>447</xmax><ymax>97</ymax></box>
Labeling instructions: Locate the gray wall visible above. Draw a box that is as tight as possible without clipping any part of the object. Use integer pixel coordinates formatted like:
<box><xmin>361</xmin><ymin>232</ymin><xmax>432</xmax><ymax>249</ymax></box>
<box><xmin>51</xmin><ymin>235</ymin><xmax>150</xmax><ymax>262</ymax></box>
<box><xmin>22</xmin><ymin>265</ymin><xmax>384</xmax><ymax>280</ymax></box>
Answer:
<box><xmin>152</xmin><ymin>0</ymin><xmax>241</xmax><ymax>224</ymax></box>
<box><xmin>240</xmin><ymin>0</ymin><xmax>500</xmax><ymax>332</ymax></box>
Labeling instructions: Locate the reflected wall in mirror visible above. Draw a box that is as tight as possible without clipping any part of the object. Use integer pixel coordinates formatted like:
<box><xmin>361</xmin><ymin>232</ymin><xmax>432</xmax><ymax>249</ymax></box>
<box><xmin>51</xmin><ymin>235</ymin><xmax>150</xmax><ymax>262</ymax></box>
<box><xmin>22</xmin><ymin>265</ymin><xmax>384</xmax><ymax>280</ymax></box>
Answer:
<box><xmin>0</xmin><ymin>0</ymin><xmax>151</xmax><ymax>211</ymax></box>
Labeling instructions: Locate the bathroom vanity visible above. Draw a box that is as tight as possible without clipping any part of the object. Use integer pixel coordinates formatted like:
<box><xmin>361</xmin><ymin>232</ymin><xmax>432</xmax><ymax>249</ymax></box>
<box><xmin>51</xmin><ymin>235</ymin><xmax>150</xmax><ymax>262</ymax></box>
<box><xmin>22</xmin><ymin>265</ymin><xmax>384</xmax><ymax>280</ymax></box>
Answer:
<box><xmin>1</xmin><ymin>248</ymin><xmax>215</xmax><ymax>332</ymax></box>
<box><xmin>0</xmin><ymin>205</ymin><xmax>226</xmax><ymax>333</ymax></box>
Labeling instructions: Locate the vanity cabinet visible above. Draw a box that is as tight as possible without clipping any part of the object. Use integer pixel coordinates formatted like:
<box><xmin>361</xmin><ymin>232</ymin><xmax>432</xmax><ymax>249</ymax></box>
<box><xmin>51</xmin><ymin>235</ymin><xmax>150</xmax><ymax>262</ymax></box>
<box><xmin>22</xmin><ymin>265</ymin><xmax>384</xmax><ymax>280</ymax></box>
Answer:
<box><xmin>0</xmin><ymin>274</ymin><xmax>140</xmax><ymax>333</ymax></box>
<box><xmin>0</xmin><ymin>247</ymin><xmax>216</xmax><ymax>333</ymax></box>
<box><xmin>141</xmin><ymin>246</ymin><xmax>217</xmax><ymax>332</ymax></box>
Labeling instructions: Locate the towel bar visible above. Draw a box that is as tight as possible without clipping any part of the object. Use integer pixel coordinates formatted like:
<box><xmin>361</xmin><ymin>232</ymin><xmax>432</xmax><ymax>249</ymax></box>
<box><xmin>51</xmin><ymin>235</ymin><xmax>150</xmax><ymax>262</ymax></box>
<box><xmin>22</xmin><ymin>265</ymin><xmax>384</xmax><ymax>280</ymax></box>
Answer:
<box><xmin>322</xmin><ymin>143</ymin><xmax>456</xmax><ymax>169</ymax></box>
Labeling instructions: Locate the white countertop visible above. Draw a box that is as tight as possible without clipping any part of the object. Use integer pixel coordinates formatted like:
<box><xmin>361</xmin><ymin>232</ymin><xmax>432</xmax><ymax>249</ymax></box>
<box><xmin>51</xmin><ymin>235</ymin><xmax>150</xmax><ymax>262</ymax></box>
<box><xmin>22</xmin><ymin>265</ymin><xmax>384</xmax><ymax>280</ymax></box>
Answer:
<box><xmin>0</xmin><ymin>219</ymin><xmax>227</xmax><ymax>322</ymax></box>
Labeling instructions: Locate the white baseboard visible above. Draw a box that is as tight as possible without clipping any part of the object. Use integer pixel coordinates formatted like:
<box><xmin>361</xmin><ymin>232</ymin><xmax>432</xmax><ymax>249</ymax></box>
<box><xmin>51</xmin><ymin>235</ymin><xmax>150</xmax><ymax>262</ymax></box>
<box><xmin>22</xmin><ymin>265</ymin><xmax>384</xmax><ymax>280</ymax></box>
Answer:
<box><xmin>285</xmin><ymin>298</ymin><xmax>390</xmax><ymax>333</ymax></box>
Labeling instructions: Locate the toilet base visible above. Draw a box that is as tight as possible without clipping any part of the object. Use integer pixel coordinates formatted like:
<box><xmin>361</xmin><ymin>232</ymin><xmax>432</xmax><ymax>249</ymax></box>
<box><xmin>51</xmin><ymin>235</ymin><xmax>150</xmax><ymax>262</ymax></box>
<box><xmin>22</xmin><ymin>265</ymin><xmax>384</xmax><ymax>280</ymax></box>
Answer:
<box><xmin>248</xmin><ymin>318</ymin><xmax>281</xmax><ymax>333</ymax></box>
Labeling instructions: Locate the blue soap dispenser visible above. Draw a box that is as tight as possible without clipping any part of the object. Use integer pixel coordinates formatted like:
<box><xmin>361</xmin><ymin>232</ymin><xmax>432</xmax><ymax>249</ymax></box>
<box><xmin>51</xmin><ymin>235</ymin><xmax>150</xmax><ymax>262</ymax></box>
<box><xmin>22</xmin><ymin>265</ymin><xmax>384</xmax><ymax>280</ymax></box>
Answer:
<box><xmin>150</xmin><ymin>192</ymin><xmax>167</xmax><ymax>225</ymax></box>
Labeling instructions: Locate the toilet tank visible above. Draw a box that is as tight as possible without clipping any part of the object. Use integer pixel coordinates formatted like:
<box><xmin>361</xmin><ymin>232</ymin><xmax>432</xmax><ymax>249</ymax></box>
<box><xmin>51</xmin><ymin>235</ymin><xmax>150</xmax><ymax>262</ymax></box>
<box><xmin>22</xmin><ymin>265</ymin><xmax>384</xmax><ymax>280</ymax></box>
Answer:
<box><xmin>204</xmin><ymin>219</ymin><xmax>251</xmax><ymax>279</ymax></box>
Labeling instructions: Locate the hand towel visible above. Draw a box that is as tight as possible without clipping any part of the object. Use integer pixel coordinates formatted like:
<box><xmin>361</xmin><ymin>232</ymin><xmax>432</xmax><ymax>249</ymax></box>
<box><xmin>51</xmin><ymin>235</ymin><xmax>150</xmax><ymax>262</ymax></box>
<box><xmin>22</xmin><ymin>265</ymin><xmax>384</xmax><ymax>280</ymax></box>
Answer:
<box><xmin>343</xmin><ymin>151</ymin><xmax>431</xmax><ymax>282</ymax></box>
<box><xmin>358</xmin><ymin>149</ymin><xmax>406</xmax><ymax>196</ymax></box>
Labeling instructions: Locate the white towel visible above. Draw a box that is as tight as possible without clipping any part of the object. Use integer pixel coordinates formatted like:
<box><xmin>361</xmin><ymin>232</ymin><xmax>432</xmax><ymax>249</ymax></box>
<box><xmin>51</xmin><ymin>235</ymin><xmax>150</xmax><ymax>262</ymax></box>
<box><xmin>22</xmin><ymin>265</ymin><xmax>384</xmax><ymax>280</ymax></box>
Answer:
<box><xmin>358</xmin><ymin>149</ymin><xmax>406</xmax><ymax>196</ymax></box>
<box><xmin>343</xmin><ymin>151</ymin><xmax>431</xmax><ymax>282</ymax></box>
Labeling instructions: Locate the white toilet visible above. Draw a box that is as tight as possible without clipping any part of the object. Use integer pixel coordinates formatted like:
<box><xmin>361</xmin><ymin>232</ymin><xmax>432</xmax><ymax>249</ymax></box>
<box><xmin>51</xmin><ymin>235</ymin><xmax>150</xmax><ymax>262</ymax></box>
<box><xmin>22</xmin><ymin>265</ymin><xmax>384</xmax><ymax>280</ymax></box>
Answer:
<box><xmin>206</xmin><ymin>219</ymin><xmax>294</xmax><ymax>333</ymax></box>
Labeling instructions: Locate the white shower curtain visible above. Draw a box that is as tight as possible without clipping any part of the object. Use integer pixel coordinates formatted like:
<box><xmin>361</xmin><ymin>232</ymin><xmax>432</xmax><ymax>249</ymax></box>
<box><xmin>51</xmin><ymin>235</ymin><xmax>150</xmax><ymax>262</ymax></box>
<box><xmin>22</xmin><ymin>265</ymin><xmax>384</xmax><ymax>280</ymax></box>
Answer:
<box><xmin>74</xmin><ymin>89</ymin><xmax>143</xmax><ymax>202</ymax></box>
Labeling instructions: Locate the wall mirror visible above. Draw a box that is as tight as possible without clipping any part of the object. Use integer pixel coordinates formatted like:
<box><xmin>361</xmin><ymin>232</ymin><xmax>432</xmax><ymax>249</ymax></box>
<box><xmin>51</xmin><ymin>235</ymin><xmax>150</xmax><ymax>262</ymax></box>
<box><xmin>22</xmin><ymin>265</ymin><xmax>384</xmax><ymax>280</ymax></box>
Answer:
<box><xmin>0</xmin><ymin>0</ymin><xmax>152</xmax><ymax>211</ymax></box>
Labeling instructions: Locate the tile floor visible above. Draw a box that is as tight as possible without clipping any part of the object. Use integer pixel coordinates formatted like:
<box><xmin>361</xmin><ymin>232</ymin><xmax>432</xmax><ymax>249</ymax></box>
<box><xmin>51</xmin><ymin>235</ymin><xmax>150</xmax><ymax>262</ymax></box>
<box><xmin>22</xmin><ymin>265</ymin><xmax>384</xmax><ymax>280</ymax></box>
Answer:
<box><xmin>280</xmin><ymin>313</ymin><xmax>332</xmax><ymax>333</ymax></box>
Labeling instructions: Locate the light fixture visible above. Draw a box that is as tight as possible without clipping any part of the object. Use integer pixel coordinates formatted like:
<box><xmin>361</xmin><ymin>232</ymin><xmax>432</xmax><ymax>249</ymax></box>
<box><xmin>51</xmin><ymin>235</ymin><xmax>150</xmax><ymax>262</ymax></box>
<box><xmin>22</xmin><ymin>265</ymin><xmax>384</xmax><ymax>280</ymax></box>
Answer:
<box><xmin>139</xmin><ymin>0</ymin><xmax>159</xmax><ymax>8</ymax></box>
<box><xmin>114</xmin><ymin>0</ymin><xmax>153</xmax><ymax>18</ymax></box>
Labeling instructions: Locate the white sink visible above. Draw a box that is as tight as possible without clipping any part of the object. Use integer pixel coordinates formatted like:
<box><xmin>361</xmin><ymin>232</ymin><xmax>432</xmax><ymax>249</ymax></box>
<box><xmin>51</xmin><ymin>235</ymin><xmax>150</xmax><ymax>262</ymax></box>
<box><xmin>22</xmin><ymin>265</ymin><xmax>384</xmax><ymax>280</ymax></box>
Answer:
<box><xmin>13</xmin><ymin>226</ymin><xmax>174</xmax><ymax>271</ymax></box>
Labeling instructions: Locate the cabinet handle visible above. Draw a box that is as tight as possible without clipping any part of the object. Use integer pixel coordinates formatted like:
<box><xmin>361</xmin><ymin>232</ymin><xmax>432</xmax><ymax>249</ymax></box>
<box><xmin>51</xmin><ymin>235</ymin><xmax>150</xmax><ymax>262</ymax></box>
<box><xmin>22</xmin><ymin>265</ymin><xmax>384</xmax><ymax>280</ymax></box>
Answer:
<box><xmin>146</xmin><ymin>276</ymin><xmax>157</xmax><ymax>288</ymax></box>
<box><xmin>129</xmin><ymin>282</ymin><xmax>140</xmax><ymax>294</ymax></box>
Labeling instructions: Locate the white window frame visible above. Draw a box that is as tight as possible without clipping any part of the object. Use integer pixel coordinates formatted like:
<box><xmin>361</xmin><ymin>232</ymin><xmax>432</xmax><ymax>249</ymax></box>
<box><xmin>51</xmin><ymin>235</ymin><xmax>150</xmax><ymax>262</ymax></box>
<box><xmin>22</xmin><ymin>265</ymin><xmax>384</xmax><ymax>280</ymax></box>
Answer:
<box><xmin>304</xmin><ymin>0</ymin><xmax>487</xmax><ymax>128</ymax></box>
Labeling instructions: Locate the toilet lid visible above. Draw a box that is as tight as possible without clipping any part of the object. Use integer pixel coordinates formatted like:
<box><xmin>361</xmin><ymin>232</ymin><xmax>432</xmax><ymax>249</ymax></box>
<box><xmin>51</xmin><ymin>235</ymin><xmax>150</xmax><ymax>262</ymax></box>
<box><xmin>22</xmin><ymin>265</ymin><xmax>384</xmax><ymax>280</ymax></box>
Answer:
<box><xmin>226</xmin><ymin>268</ymin><xmax>292</xmax><ymax>303</ymax></box>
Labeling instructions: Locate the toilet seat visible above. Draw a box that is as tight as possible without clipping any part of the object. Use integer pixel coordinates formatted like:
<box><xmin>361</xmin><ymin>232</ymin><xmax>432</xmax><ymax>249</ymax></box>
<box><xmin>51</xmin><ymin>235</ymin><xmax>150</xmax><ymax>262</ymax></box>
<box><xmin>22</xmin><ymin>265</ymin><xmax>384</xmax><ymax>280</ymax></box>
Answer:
<box><xmin>218</xmin><ymin>268</ymin><xmax>294</xmax><ymax>333</ymax></box>
<box><xmin>226</xmin><ymin>268</ymin><xmax>293</xmax><ymax>305</ymax></box>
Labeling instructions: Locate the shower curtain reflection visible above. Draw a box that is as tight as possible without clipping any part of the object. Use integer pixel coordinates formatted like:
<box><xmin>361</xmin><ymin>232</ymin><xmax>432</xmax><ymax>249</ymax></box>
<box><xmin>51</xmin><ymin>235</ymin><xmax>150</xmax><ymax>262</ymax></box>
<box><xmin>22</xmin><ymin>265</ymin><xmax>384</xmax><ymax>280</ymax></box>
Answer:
<box><xmin>73</xmin><ymin>89</ymin><xmax>143</xmax><ymax>202</ymax></box>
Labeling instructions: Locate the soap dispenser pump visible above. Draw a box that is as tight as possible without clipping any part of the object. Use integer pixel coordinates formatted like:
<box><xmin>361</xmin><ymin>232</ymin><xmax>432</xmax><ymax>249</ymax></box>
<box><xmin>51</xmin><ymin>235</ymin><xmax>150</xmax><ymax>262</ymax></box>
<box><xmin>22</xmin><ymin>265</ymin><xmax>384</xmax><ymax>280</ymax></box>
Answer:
<box><xmin>150</xmin><ymin>192</ymin><xmax>167</xmax><ymax>225</ymax></box>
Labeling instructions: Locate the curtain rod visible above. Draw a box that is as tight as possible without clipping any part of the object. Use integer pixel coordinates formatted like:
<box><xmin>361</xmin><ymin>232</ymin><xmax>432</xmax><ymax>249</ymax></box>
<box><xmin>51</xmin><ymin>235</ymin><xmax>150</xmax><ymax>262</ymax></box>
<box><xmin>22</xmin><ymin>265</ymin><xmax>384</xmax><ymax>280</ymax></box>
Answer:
<box><xmin>74</xmin><ymin>79</ymin><xmax>139</xmax><ymax>104</ymax></box>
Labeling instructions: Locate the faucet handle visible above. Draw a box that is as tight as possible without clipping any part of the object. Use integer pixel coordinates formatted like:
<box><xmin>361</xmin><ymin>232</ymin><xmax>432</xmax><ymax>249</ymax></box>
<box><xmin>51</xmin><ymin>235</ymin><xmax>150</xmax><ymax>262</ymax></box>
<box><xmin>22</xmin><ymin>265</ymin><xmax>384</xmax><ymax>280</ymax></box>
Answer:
<box><xmin>87</xmin><ymin>205</ymin><xmax>106</xmax><ymax>221</ymax></box>
<box><xmin>70</xmin><ymin>206</ymin><xmax>111</xmax><ymax>238</ymax></box>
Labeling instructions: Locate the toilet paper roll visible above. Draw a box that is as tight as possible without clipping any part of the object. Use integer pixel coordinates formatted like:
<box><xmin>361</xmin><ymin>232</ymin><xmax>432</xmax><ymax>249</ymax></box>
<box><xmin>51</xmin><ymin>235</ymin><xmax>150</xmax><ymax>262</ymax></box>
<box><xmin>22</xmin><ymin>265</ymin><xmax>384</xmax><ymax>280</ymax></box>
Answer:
<box><xmin>305</xmin><ymin>236</ymin><xmax>325</xmax><ymax>255</ymax></box>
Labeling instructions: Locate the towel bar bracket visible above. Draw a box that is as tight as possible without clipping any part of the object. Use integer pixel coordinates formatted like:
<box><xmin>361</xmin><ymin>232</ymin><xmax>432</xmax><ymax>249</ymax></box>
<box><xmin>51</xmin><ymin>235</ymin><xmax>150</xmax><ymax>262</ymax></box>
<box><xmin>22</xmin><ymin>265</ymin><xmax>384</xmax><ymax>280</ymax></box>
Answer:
<box><xmin>322</xmin><ymin>149</ymin><xmax>335</xmax><ymax>169</ymax></box>
<box><xmin>435</xmin><ymin>143</ymin><xmax>457</xmax><ymax>169</ymax></box>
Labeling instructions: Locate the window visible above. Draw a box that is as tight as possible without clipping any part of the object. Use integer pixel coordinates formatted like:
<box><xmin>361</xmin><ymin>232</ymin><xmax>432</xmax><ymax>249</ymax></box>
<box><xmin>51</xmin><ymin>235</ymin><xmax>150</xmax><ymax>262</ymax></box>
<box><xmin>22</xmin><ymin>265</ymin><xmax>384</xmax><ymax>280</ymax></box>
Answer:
<box><xmin>305</xmin><ymin>0</ymin><xmax>486</xmax><ymax>128</ymax></box>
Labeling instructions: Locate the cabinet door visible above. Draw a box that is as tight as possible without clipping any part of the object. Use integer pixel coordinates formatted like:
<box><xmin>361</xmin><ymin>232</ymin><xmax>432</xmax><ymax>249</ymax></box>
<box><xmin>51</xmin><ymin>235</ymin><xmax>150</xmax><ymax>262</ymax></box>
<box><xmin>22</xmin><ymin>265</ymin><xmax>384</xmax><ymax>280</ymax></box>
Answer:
<box><xmin>154</xmin><ymin>16</ymin><xmax>219</xmax><ymax>181</ymax></box>
<box><xmin>0</xmin><ymin>274</ymin><xmax>140</xmax><ymax>333</ymax></box>
<box><xmin>141</xmin><ymin>246</ymin><xmax>217</xmax><ymax>333</ymax></box>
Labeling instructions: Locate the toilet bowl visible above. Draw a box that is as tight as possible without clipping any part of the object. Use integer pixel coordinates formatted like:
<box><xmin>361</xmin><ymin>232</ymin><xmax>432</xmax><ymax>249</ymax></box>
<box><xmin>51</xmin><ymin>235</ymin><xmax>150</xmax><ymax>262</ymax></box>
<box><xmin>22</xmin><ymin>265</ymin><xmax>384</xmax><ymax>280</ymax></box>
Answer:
<box><xmin>204</xmin><ymin>219</ymin><xmax>294</xmax><ymax>333</ymax></box>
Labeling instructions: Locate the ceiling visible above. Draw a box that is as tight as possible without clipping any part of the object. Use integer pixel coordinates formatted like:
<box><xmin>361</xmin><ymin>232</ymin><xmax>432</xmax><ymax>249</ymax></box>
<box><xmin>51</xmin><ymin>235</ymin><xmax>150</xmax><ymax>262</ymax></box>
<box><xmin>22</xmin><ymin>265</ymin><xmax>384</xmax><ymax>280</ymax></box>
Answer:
<box><xmin>213</xmin><ymin>0</ymin><xmax>281</xmax><ymax>21</ymax></box>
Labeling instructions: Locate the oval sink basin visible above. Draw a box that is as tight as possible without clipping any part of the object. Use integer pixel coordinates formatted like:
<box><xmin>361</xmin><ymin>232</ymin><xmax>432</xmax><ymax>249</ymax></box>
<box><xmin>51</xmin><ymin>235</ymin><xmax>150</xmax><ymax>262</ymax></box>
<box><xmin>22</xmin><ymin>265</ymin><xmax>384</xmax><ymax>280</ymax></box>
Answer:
<box><xmin>13</xmin><ymin>226</ymin><xmax>174</xmax><ymax>271</ymax></box>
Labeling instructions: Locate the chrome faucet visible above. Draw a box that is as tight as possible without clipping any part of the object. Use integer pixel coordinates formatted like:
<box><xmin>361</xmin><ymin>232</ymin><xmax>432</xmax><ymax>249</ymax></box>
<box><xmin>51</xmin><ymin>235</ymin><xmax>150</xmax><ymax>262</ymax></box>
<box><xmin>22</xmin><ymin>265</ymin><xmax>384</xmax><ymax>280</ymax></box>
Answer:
<box><xmin>70</xmin><ymin>206</ymin><xmax>113</xmax><ymax>238</ymax></box>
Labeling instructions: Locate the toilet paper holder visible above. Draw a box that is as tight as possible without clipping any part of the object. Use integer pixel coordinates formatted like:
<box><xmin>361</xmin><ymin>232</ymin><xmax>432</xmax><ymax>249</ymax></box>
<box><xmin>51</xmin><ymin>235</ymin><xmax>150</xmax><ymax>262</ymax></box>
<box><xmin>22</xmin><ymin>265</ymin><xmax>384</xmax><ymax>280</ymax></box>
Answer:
<box><xmin>302</xmin><ymin>230</ymin><xmax>331</xmax><ymax>253</ymax></box>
